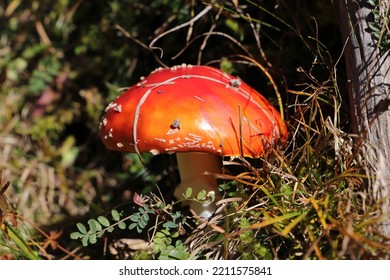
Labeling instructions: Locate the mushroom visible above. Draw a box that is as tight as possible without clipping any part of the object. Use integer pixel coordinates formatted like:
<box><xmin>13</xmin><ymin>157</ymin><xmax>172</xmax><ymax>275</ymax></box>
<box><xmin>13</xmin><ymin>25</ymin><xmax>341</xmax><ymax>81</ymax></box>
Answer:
<box><xmin>99</xmin><ymin>64</ymin><xmax>287</xmax><ymax>218</ymax></box>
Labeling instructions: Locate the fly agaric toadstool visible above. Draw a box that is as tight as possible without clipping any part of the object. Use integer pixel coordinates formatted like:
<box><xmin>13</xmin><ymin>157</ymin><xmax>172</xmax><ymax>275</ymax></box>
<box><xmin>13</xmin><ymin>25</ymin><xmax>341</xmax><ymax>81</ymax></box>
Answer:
<box><xmin>99</xmin><ymin>64</ymin><xmax>287</xmax><ymax>218</ymax></box>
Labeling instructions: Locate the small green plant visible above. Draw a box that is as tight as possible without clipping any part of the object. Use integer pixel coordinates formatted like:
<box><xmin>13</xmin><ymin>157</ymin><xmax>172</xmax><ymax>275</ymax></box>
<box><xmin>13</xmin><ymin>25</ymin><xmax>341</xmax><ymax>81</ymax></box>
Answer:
<box><xmin>28</xmin><ymin>56</ymin><xmax>61</xmax><ymax>95</ymax></box>
<box><xmin>128</xmin><ymin>205</ymin><xmax>154</xmax><ymax>234</ymax></box>
<box><xmin>70</xmin><ymin>205</ymin><xmax>154</xmax><ymax>247</ymax></box>
<box><xmin>182</xmin><ymin>187</ymin><xmax>216</xmax><ymax>206</ymax></box>
<box><xmin>152</xmin><ymin>209</ymin><xmax>190</xmax><ymax>260</ymax></box>
<box><xmin>236</xmin><ymin>217</ymin><xmax>272</xmax><ymax>260</ymax></box>
<box><xmin>69</xmin><ymin>190</ymin><xmax>200</xmax><ymax>259</ymax></box>
<box><xmin>367</xmin><ymin>0</ymin><xmax>390</xmax><ymax>51</ymax></box>
<box><xmin>154</xmin><ymin>235</ymin><xmax>190</xmax><ymax>260</ymax></box>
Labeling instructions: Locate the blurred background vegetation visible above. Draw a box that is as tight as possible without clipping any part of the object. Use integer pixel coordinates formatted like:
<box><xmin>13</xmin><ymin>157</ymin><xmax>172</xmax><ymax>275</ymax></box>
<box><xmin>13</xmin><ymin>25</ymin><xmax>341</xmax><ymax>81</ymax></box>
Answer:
<box><xmin>0</xmin><ymin>0</ymin><xmax>388</xmax><ymax>259</ymax></box>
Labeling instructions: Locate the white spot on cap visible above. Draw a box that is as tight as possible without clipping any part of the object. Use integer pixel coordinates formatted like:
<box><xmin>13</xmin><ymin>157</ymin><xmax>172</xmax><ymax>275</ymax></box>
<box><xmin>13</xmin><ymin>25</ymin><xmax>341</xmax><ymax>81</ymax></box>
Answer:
<box><xmin>165</xmin><ymin>147</ymin><xmax>178</xmax><ymax>152</ymax></box>
<box><xmin>205</xmin><ymin>141</ymin><xmax>215</xmax><ymax>150</ymax></box>
<box><xmin>150</xmin><ymin>149</ymin><xmax>159</xmax><ymax>156</ymax></box>
<box><xmin>104</xmin><ymin>128</ymin><xmax>114</xmax><ymax>140</ymax></box>
<box><xmin>105</xmin><ymin>102</ymin><xmax>122</xmax><ymax>113</ymax></box>
<box><xmin>113</xmin><ymin>104</ymin><xmax>122</xmax><ymax>112</ymax></box>
<box><xmin>151</xmin><ymin>67</ymin><xmax>164</xmax><ymax>73</ymax></box>
<box><xmin>188</xmin><ymin>133</ymin><xmax>201</xmax><ymax>140</ymax></box>
<box><xmin>229</xmin><ymin>78</ymin><xmax>241</xmax><ymax>88</ymax></box>
<box><xmin>104</xmin><ymin>102</ymin><xmax>114</xmax><ymax>112</ymax></box>
<box><xmin>116</xmin><ymin>142</ymin><xmax>123</xmax><ymax>148</ymax></box>
<box><xmin>154</xmin><ymin>138</ymin><xmax>166</xmax><ymax>143</ymax></box>
<box><xmin>166</xmin><ymin>128</ymin><xmax>180</xmax><ymax>135</ymax></box>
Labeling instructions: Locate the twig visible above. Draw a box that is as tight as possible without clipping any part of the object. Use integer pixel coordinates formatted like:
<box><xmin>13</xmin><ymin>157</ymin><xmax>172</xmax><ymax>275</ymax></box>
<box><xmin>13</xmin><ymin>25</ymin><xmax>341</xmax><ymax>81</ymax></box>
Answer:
<box><xmin>149</xmin><ymin>5</ymin><xmax>213</xmax><ymax>58</ymax></box>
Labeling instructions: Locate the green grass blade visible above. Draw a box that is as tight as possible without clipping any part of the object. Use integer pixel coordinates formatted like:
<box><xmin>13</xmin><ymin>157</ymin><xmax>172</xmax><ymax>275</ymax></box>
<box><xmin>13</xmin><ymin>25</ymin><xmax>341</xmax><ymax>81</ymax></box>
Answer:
<box><xmin>3</xmin><ymin>223</ymin><xmax>40</xmax><ymax>260</ymax></box>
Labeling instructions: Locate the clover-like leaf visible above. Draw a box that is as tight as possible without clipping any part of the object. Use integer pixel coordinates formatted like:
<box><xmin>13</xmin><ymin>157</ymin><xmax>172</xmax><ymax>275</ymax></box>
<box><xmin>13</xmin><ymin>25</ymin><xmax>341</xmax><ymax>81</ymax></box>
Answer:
<box><xmin>97</xmin><ymin>216</ymin><xmax>110</xmax><ymax>227</ymax></box>
<box><xmin>88</xmin><ymin>219</ymin><xmax>102</xmax><ymax>233</ymax></box>
<box><xmin>76</xmin><ymin>223</ymin><xmax>87</xmax><ymax>234</ymax></box>
<box><xmin>118</xmin><ymin>221</ymin><xmax>126</xmax><ymax>230</ymax></box>
<box><xmin>162</xmin><ymin>221</ymin><xmax>177</xmax><ymax>230</ymax></box>
<box><xmin>128</xmin><ymin>223</ymin><xmax>137</xmax><ymax>230</ymax></box>
<box><xmin>184</xmin><ymin>187</ymin><xmax>192</xmax><ymax>199</ymax></box>
<box><xmin>81</xmin><ymin>235</ymin><xmax>89</xmax><ymax>247</ymax></box>
<box><xmin>70</xmin><ymin>232</ymin><xmax>83</xmax><ymax>240</ymax></box>
<box><xmin>196</xmin><ymin>190</ymin><xmax>207</xmax><ymax>200</ymax></box>
<box><xmin>89</xmin><ymin>233</ymin><xmax>97</xmax><ymax>244</ymax></box>
<box><xmin>111</xmin><ymin>209</ymin><xmax>121</xmax><ymax>221</ymax></box>
<box><xmin>130</xmin><ymin>213</ymin><xmax>140</xmax><ymax>223</ymax></box>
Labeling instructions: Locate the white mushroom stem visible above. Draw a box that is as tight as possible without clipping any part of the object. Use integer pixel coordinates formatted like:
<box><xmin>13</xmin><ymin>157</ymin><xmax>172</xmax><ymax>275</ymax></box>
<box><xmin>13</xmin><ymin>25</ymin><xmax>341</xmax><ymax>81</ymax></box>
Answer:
<box><xmin>174</xmin><ymin>152</ymin><xmax>222</xmax><ymax>218</ymax></box>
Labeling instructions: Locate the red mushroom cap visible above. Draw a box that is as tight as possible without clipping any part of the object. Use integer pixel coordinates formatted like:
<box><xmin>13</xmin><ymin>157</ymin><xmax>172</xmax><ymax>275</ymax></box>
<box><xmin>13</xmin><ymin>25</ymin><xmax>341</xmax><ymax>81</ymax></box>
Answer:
<box><xmin>99</xmin><ymin>64</ymin><xmax>287</xmax><ymax>158</ymax></box>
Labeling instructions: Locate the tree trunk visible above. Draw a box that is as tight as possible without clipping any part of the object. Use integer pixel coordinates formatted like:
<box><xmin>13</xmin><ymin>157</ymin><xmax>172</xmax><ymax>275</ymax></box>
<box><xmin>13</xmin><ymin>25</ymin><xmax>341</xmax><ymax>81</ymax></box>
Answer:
<box><xmin>337</xmin><ymin>0</ymin><xmax>390</xmax><ymax>237</ymax></box>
